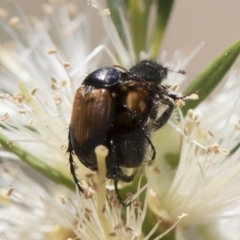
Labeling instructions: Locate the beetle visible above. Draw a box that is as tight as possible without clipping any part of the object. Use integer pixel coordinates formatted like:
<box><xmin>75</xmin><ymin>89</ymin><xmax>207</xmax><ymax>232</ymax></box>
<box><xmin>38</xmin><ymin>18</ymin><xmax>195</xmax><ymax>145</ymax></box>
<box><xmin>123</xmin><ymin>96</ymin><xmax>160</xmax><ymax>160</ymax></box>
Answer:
<box><xmin>68</xmin><ymin>60</ymin><xmax>187</xmax><ymax>206</ymax></box>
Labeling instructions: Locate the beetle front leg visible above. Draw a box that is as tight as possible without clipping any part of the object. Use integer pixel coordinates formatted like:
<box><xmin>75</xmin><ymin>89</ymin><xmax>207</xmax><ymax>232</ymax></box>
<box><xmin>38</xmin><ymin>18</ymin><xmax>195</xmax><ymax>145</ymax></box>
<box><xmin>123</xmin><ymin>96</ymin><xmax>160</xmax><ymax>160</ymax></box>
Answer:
<box><xmin>152</xmin><ymin>98</ymin><xmax>174</xmax><ymax>130</ymax></box>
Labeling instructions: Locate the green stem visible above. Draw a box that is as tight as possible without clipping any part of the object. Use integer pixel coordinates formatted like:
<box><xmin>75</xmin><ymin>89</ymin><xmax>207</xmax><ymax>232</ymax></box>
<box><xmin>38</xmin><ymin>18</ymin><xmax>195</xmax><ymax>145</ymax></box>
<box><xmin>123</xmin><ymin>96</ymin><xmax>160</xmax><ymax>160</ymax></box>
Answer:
<box><xmin>150</xmin><ymin>0</ymin><xmax>175</xmax><ymax>58</ymax></box>
<box><xmin>128</xmin><ymin>0</ymin><xmax>153</xmax><ymax>57</ymax></box>
<box><xmin>0</xmin><ymin>132</ymin><xmax>74</xmax><ymax>190</ymax></box>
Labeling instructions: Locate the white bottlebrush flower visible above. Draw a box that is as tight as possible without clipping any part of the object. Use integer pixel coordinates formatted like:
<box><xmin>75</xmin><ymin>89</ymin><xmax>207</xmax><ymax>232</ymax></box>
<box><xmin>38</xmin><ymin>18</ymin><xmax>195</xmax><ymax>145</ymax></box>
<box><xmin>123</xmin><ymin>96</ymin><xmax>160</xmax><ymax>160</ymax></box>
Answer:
<box><xmin>148</xmin><ymin>70</ymin><xmax>240</xmax><ymax>239</ymax></box>
<box><xmin>1</xmin><ymin>154</ymin><xmax>186</xmax><ymax>240</ymax></box>
<box><xmin>0</xmin><ymin>0</ymin><xmax>239</xmax><ymax>240</ymax></box>
<box><xmin>0</xmin><ymin>160</ymin><xmax>77</xmax><ymax>239</ymax></box>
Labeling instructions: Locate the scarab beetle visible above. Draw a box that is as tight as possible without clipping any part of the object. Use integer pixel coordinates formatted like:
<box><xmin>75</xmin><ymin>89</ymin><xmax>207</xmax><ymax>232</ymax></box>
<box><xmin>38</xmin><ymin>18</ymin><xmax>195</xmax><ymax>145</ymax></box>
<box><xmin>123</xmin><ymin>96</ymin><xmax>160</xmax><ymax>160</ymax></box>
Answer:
<box><xmin>68</xmin><ymin>60</ymin><xmax>186</xmax><ymax>206</ymax></box>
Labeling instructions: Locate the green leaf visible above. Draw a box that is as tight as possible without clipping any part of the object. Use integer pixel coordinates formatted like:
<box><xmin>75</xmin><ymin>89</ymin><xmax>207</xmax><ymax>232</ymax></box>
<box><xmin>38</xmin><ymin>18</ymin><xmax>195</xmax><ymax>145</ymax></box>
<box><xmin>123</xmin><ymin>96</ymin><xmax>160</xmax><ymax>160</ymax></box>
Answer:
<box><xmin>0</xmin><ymin>132</ymin><xmax>75</xmax><ymax>190</ymax></box>
<box><xmin>106</xmin><ymin>0</ymin><xmax>175</xmax><ymax>59</ymax></box>
<box><xmin>106</xmin><ymin>0</ymin><xmax>126</xmax><ymax>39</ymax></box>
<box><xmin>150</xmin><ymin>0</ymin><xmax>175</xmax><ymax>58</ymax></box>
<box><xmin>165</xmin><ymin>152</ymin><xmax>180</xmax><ymax>169</ymax></box>
<box><xmin>128</xmin><ymin>0</ymin><xmax>154</xmax><ymax>56</ymax></box>
<box><xmin>230</xmin><ymin>142</ymin><xmax>240</xmax><ymax>155</ymax></box>
<box><xmin>183</xmin><ymin>40</ymin><xmax>240</xmax><ymax>115</ymax></box>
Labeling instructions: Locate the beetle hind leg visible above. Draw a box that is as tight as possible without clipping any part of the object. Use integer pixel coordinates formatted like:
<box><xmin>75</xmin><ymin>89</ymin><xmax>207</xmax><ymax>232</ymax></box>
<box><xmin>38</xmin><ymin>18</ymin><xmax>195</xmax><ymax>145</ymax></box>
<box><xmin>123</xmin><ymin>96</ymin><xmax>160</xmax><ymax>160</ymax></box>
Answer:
<box><xmin>67</xmin><ymin>140</ymin><xmax>84</xmax><ymax>193</ymax></box>
<box><xmin>113</xmin><ymin>168</ymin><xmax>139</xmax><ymax>207</ymax></box>
<box><xmin>114</xmin><ymin>168</ymin><xmax>138</xmax><ymax>207</ymax></box>
<box><xmin>114</xmin><ymin>179</ymin><xmax>131</xmax><ymax>207</ymax></box>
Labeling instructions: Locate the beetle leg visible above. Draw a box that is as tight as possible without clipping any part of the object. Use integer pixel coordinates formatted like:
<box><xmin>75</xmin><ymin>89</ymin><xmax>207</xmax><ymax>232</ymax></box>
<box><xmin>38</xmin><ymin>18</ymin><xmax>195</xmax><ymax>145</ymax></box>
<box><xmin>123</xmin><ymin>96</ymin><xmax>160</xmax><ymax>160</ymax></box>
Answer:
<box><xmin>117</xmin><ymin>104</ymin><xmax>156</xmax><ymax>161</ymax></box>
<box><xmin>107</xmin><ymin>140</ymin><xmax>127</xmax><ymax>206</ymax></box>
<box><xmin>113</xmin><ymin>179</ymin><xmax>131</xmax><ymax>207</ymax></box>
<box><xmin>113</xmin><ymin>169</ymin><xmax>138</xmax><ymax>207</ymax></box>
<box><xmin>108</xmin><ymin>139</ymin><xmax>137</xmax><ymax>206</ymax></box>
<box><xmin>114</xmin><ymin>168</ymin><xmax>139</xmax><ymax>206</ymax></box>
<box><xmin>153</xmin><ymin>97</ymin><xmax>174</xmax><ymax>130</ymax></box>
<box><xmin>67</xmin><ymin>135</ymin><xmax>84</xmax><ymax>193</ymax></box>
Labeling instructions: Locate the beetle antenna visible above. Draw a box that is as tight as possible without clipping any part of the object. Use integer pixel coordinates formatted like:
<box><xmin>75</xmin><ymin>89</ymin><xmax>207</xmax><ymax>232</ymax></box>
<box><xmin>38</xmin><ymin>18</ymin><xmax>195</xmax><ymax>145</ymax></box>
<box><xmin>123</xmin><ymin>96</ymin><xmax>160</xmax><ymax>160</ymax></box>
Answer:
<box><xmin>168</xmin><ymin>68</ymin><xmax>186</xmax><ymax>74</ymax></box>
<box><xmin>112</xmin><ymin>65</ymin><xmax>128</xmax><ymax>72</ymax></box>
<box><xmin>177</xmin><ymin>90</ymin><xmax>199</xmax><ymax>100</ymax></box>
<box><xmin>167</xmin><ymin>90</ymin><xmax>199</xmax><ymax>101</ymax></box>
<box><xmin>113</xmin><ymin>64</ymin><xmax>142</xmax><ymax>81</ymax></box>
